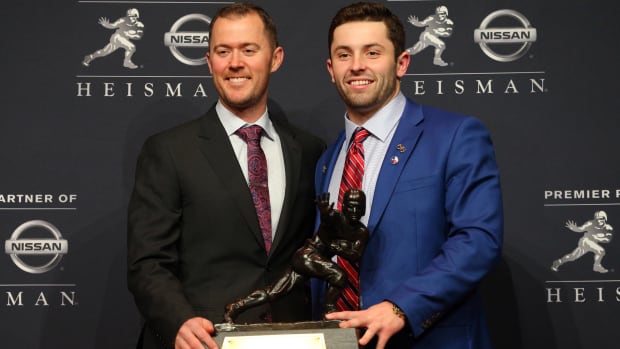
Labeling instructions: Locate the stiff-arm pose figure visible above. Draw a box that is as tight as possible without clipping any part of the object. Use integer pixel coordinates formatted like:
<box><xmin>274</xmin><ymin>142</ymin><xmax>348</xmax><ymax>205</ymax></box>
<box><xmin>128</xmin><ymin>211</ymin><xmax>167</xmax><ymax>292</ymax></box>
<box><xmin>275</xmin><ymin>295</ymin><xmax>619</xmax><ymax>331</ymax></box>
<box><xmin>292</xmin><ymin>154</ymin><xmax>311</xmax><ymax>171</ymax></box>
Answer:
<box><xmin>224</xmin><ymin>189</ymin><xmax>369</xmax><ymax>323</ymax></box>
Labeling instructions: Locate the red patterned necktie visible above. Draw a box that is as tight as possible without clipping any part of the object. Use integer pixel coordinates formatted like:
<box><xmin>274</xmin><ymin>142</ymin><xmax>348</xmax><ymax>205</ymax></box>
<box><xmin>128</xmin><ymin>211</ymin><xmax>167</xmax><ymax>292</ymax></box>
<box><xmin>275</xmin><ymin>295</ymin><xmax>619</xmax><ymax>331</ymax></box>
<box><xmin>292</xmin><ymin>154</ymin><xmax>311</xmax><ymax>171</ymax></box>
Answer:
<box><xmin>236</xmin><ymin>125</ymin><xmax>272</xmax><ymax>254</ymax></box>
<box><xmin>336</xmin><ymin>127</ymin><xmax>370</xmax><ymax>311</ymax></box>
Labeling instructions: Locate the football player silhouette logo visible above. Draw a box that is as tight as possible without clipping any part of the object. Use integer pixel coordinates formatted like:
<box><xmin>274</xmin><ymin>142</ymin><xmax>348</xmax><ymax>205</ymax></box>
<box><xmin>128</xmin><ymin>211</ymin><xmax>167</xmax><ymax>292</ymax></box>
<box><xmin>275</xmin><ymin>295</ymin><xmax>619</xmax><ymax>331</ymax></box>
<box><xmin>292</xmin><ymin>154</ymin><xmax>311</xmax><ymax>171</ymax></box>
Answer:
<box><xmin>406</xmin><ymin>6</ymin><xmax>453</xmax><ymax>67</ymax></box>
<box><xmin>82</xmin><ymin>8</ymin><xmax>144</xmax><ymax>69</ymax></box>
<box><xmin>551</xmin><ymin>211</ymin><xmax>614</xmax><ymax>273</ymax></box>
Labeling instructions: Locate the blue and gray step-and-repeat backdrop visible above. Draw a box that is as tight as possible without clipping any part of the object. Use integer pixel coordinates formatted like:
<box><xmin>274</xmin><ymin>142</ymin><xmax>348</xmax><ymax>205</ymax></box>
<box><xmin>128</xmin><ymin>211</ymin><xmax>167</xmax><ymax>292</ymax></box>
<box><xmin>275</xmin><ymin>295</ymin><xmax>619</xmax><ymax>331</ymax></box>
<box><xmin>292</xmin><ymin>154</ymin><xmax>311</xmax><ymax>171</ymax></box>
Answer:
<box><xmin>1</xmin><ymin>0</ymin><xmax>618</xmax><ymax>348</ymax></box>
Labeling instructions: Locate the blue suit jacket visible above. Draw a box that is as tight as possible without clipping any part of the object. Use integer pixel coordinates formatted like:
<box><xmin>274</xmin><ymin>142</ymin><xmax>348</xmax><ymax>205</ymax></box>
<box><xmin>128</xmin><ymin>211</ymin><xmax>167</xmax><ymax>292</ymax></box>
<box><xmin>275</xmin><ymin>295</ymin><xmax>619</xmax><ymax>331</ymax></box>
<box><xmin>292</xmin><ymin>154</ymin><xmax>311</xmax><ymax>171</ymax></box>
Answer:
<box><xmin>314</xmin><ymin>98</ymin><xmax>503</xmax><ymax>349</ymax></box>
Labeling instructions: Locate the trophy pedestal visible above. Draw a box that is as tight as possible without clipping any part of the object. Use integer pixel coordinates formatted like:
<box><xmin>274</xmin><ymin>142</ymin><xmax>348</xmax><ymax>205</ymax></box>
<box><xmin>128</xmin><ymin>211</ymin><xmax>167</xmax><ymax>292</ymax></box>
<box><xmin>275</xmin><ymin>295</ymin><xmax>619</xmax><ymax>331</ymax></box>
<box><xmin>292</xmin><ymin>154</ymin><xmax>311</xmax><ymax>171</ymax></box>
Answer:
<box><xmin>213</xmin><ymin>320</ymin><xmax>358</xmax><ymax>349</ymax></box>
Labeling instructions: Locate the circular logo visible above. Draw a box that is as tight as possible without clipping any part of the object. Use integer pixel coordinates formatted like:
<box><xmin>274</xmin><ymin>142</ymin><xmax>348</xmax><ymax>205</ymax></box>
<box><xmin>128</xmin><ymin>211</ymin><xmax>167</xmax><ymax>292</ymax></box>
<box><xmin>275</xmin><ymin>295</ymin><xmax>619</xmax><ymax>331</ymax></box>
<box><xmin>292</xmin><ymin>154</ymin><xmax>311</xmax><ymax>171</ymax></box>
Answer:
<box><xmin>164</xmin><ymin>14</ymin><xmax>211</xmax><ymax>66</ymax></box>
<box><xmin>474</xmin><ymin>9</ymin><xmax>537</xmax><ymax>62</ymax></box>
<box><xmin>4</xmin><ymin>220</ymin><xmax>69</xmax><ymax>274</ymax></box>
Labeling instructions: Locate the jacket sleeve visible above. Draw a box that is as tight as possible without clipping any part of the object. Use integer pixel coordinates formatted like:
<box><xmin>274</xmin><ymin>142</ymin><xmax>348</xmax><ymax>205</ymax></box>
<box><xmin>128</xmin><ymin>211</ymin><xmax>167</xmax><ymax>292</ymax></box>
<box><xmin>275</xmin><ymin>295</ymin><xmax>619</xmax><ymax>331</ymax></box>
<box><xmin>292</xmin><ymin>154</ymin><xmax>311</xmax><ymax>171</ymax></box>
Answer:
<box><xmin>127</xmin><ymin>135</ymin><xmax>195</xmax><ymax>347</ymax></box>
<box><xmin>388</xmin><ymin>116</ymin><xmax>503</xmax><ymax>338</ymax></box>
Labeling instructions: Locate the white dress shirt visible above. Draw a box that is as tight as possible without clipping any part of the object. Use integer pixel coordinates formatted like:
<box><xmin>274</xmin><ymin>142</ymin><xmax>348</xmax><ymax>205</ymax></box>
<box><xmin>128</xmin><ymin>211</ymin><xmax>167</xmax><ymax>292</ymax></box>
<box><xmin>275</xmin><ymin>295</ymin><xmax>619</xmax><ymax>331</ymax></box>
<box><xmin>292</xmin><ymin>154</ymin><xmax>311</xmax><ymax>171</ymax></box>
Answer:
<box><xmin>216</xmin><ymin>101</ymin><xmax>286</xmax><ymax>239</ymax></box>
<box><xmin>327</xmin><ymin>93</ymin><xmax>406</xmax><ymax>225</ymax></box>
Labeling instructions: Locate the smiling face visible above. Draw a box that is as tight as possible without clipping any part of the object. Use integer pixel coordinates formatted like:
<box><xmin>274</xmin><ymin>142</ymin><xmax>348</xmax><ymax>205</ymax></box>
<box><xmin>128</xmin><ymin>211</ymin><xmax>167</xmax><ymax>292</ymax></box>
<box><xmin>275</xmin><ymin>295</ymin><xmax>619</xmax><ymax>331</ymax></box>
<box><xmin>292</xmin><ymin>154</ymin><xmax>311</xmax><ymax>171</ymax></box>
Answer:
<box><xmin>207</xmin><ymin>12</ymin><xmax>283</xmax><ymax>122</ymax></box>
<box><xmin>327</xmin><ymin>21</ymin><xmax>409</xmax><ymax>124</ymax></box>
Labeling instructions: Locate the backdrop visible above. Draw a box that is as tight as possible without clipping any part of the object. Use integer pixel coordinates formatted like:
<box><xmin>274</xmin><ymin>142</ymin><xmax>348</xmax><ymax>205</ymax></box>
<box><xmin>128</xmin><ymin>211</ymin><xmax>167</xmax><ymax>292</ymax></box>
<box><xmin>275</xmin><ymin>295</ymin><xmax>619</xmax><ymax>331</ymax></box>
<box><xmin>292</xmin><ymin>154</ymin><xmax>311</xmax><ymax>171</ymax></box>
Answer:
<box><xmin>1</xmin><ymin>1</ymin><xmax>618</xmax><ymax>348</ymax></box>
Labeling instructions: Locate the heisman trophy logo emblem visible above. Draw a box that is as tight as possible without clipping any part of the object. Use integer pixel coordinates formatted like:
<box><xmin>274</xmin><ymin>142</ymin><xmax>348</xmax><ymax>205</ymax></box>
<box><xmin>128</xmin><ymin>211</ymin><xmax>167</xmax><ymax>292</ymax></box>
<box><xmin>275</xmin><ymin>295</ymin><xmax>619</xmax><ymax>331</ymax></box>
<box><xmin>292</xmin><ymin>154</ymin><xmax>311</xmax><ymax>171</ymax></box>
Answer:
<box><xmin>405</xmin><ymin>6</ymin><xmax>454</xmax><ymax>67</ymax></box>
<box><xmin>551</xmin><ymin>211</ymin><xmax>614</xmax><ymax>273</ymax></box>
<box><xmin>82</xmin><ymin>8</ymin><xmax>145</xmax><ymax>69</ymax></box>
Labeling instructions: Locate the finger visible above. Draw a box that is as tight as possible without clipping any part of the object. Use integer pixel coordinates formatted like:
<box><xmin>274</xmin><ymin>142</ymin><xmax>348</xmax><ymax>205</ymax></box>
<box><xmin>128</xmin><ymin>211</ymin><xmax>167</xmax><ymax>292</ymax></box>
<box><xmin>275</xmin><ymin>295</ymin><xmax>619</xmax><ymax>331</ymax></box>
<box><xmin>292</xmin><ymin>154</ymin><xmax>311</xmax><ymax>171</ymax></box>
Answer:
<box><xmin>178</xmin><ymin>320</ymin><xmax>211</xmax><ymax>349</ymax></box>
<box><xmin>175</xmin><ymin>336</ymin><xmax>188</xmax><ymax>349</ymax></box>
<box><xmin>187</xmin><ymin>334</ymin><xmax>214</xmax><ymax>349</ymax></box>
<box><xmin>179</xmin><ymin>332</ymin><xmax>203</xmax><ymax>349</ymax></box>
<box><xmin>338</xmin><ymin>318</ymin><xmax>361</xmax><ymax>329</ymax></box>
<box><xmin>202</xmin><ymin>319</ymin><xmax>216</xmax><ymax>334</ymax></box>
<box><xmin>358</xmin><ymin>327</ymin><xmax>377</xmax><ymax>346</ymax></box>
<box><xmin>196</xmin><ymin>321</ymin><xmax>218</xmax><ymax>349</ymax></box>
<box><xmin>199</xmin><ymin>332</ymin><xmax>218</xmax><ymax>349</ymax></box>
<box><xmin>375</xmin><ymin>336</ymin><xmax>389</xmax><ymax>349</ymax></box>
<box><xmin>324</xmin><ymin>311</ymin><xmax>347</xmax><ymax>320</ymax></box>
<box><xmin>176</xmin><ymin>334</ymin><xmax>195</xmax><ymax>349</ymax></box>
<box><xmin>201</xmin><ymin>337</ymin><xmax>219</xmax><ymax>349</ymax></box>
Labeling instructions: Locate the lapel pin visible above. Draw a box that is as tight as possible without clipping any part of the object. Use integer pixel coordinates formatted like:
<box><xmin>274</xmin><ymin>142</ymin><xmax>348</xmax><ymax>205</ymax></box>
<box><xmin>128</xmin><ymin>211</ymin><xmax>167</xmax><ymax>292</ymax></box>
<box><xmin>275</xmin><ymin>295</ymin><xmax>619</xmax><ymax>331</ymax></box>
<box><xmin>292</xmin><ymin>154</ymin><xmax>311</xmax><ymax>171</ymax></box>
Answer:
<box><xmin>396</xmin><ymin>144</ymin><xmax>406</xmax><ymax>153</ymax></box>
<box><xmin>391</xmin><ymin>156</ymin><xmax>399</xmax><ymax>165</ymax></box>
<box><xmin>322</xmin><ymin>165</ymin><xmax>327</xmax><ymax>174</ymax></box>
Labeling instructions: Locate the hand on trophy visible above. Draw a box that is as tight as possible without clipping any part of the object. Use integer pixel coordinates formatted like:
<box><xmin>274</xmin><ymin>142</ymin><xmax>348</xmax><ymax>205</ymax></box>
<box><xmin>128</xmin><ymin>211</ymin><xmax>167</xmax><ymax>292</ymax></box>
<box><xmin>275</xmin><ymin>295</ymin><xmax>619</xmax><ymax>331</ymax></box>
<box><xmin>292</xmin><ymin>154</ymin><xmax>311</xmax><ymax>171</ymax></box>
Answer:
<box><xmin>175</xmin><ymin>317</ymin><xmax>219</xmax><ymax>349</ymax></box>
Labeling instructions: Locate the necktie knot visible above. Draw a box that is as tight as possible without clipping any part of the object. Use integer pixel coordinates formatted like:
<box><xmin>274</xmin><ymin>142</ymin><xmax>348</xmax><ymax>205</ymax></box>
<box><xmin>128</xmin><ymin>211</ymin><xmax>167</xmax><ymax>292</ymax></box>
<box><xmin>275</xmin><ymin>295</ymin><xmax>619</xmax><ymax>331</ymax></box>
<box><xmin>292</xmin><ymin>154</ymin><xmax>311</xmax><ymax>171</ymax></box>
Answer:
<box><xmin>352</xmin><ymin>128</ymin><xmax>370</xmax><ymax>144</ymax></box>
<box><xmin>236</xmin><ymin>125</ymin><xmax>263</xmax><ymax>145</ymax></box>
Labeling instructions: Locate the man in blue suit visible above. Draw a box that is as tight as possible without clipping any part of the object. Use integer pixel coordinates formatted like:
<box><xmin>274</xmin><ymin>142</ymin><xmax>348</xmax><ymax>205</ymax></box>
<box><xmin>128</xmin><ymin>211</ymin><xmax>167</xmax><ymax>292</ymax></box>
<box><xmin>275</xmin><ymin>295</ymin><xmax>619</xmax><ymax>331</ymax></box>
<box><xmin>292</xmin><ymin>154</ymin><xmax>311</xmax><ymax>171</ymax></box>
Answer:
<box><xmin>316</xmin><ymin>3</ymin><xmax>503</xmax><ymax>349</ymax></box>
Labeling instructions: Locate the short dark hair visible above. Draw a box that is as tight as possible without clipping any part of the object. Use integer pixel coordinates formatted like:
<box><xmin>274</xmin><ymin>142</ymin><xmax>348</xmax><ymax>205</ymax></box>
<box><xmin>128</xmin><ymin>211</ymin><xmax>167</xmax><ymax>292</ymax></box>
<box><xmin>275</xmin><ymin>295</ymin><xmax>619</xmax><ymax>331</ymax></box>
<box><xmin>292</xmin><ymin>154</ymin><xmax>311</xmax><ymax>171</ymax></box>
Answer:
<box><xmin>209</xmin><ymin>2</ymin><xmax>279</xmax><ymax>49</ymax></box>
<box><xmin>328</xmin><ymin>2</ymin><xmax>405</xmax><ymax>59</ymax></box>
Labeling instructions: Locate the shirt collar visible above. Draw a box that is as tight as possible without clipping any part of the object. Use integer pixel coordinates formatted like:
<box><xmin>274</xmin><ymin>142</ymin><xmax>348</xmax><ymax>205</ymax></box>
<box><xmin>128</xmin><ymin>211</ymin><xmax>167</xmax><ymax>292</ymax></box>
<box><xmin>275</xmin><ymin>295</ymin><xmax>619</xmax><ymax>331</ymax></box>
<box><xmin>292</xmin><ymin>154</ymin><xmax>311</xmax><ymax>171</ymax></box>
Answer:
<box><xmin>343</xmin><ymin>92</ymin><xmax>406</xmax><ymax>143</ymax></box>
<box><xmin>216</xmin><ymin>101</ymin><xmax>276</xmax><ymax>141</ymax></box>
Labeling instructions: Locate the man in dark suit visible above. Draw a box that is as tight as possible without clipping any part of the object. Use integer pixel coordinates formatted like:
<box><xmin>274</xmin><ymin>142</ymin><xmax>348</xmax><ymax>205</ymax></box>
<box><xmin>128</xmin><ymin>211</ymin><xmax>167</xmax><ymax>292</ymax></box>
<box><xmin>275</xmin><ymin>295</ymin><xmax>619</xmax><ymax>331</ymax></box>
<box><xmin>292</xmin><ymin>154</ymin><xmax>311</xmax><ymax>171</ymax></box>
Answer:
<box><xmin>127</xmin><ymin>3</ymin><xmax>324</xmax><ymax>349</ymax></box>
<box><xmin>315</xmin><ymin>3</ymin><xmax>503</xmax><ymax>349</ymax></box>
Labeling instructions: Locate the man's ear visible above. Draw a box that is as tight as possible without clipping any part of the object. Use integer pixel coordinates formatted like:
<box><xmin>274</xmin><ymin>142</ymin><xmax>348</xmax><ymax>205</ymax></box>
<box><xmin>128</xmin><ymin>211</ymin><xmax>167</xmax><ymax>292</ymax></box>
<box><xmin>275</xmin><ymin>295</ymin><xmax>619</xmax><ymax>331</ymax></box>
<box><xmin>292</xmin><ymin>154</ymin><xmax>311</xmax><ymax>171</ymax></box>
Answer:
<box><xmin>396</xmin><ymin>51</ymin><xmax>410</xmax><ymax>78</ymax></box>
<box><xmin>270</xmin><ymin>46</ymin><xmax>284</xmax><ymax>73</ymax></box>
<box><xmin>327</xmin><ymin>58</ymin><xmax>335</xmax><ymax>83</ymax></box>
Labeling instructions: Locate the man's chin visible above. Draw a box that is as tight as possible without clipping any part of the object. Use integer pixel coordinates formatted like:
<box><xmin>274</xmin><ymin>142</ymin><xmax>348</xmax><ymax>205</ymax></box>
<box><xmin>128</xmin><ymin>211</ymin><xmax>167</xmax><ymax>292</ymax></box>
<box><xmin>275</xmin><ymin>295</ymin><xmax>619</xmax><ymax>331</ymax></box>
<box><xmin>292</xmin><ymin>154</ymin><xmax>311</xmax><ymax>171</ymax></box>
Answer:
<box><xmin>342</xmin><ymin>94</ymin><xmax>378</xmax><ymax>111</ymax></box>
<box><xmin>221</xmin><ymin>96</ymin><xmax>259</xmax><ymax>111</ymax></box>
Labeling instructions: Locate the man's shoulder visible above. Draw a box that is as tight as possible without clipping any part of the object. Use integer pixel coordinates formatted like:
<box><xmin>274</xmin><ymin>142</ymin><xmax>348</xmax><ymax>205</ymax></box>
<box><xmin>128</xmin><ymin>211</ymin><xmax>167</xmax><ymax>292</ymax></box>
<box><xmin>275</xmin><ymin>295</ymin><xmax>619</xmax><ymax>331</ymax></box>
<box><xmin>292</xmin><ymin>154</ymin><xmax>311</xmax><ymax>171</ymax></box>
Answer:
<box><xmin>271</xmin><ymin>111</ymin><xmax>326</xmax><ymax>152</ymax></box>
<box><xmin>318</xmin><ymin>130</ymin><xmax>345</xmax><ymax>158</ymax></box>
<box><xmin>401</xmin><ymin>99</ymin><xmax>495</xmax><ymax>145</ymax></box>
<box><xmin>290</xmin><ymin>123</ymin><xmax>325</xmax><ymax>148</ymax></box>
<box><xmin>413</xmin><ymin>101</ymin><xmax>483</xmax><ymax>128</ymax></box>
<box><xmin>141</xmin><ymin>114</ymin><xmax>208</xmax><ymax>151</ymax></box>
<box><xmin>151</xmin><ymin>117</ymin><xmax>202</xmax><ymax>140</ymax></box>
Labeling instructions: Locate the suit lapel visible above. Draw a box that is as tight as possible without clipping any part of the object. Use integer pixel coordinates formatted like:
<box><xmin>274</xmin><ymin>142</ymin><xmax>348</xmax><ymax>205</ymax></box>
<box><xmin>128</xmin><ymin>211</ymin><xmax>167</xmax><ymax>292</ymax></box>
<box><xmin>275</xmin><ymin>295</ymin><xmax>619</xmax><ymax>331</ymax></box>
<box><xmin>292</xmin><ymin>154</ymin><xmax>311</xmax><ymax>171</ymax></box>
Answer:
<box><xmin>320</xmin><ymin>132</ymin><xmax>346</xmax><ymax>193</ymax></box>
<box><xmin>367</xmin><ymin>100</ymin><xmax>424</xmax><ymax>233</ymax></box>
<box><xmin>197</xmin><ymin>107</ymin><xmax>264</xmax><ymax>247</ymax></box>
<box><xmin>269</xmin><ymin>116</ymin><xmax>301</xmax><ymax>256</ymax></box>
<box><xmin>311</xmin><ymin>132</ymin><xmax>345</xmax><ymax>229</ymax></box>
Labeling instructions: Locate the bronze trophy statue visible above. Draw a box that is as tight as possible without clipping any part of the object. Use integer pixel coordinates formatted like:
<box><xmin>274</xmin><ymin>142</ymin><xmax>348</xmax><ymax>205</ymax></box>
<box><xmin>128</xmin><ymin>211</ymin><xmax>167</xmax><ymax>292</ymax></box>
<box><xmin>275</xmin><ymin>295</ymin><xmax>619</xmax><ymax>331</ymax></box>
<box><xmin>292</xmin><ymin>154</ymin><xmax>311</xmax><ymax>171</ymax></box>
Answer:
<box><xmin>223</xmin><ymin>189</ymin><xmax>369</xmax><ymax>324</ymax></box>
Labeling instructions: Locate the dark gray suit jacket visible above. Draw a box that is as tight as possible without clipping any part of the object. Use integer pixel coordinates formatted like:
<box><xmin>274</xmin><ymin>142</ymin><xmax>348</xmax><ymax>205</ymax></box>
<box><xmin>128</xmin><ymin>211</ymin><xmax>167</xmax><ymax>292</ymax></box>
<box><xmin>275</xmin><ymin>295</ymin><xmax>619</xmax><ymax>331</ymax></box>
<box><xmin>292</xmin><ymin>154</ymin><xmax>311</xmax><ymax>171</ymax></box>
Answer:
<box><xmin>128</xmin><ymin>104</ymin><xmax>325</xmax><ymax>348</ymax></box>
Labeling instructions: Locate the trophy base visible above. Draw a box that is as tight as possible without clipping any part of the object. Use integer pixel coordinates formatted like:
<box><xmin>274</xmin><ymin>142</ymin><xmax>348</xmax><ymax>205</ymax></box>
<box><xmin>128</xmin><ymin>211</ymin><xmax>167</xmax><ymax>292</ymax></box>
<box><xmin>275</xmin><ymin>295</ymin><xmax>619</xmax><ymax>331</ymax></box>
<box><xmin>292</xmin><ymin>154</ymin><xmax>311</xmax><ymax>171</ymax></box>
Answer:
<box><xmin>212</xmin><ymin>320</ymin><xmax>358</xmax><ymax>349</ymax></box>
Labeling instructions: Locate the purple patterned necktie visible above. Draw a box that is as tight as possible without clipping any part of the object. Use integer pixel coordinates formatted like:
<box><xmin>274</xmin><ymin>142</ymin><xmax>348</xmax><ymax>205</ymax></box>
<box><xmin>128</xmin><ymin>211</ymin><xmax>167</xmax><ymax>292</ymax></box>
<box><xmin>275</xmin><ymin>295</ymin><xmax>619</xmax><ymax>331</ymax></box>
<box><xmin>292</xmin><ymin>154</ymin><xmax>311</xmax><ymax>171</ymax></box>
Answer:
<box><xmin>236</xmin><ymin>125</ymin><xmax>272</xmax><ymax>254</ymax></box>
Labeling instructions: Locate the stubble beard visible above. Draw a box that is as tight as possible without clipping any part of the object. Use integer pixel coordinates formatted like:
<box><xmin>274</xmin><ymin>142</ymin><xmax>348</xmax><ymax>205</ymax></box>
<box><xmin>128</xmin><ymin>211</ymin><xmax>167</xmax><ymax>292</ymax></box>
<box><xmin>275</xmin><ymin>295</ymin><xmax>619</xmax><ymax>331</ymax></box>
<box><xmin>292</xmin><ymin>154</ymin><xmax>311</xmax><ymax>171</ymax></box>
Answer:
<box><xmin>337</xmin><ymin>76</ymin><xmax>397</xmax><ymax>117</ymax></box>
